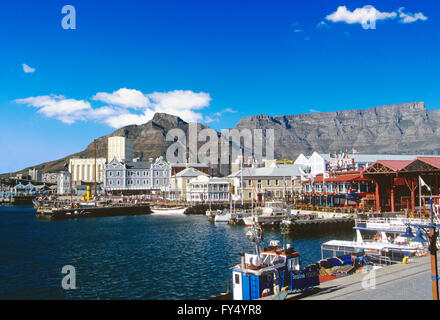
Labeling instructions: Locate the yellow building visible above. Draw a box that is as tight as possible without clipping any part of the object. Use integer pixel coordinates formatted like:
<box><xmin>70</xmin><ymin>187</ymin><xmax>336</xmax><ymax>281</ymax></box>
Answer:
<box><xmin>228</xmin><ymin>166</ymin><xmax>306</xmax><ymax>202</ymax></box>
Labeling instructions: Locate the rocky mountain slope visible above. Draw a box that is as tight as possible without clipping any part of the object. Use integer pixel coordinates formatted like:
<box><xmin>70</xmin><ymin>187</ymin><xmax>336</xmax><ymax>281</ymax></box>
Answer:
<box><xmin>4</xmin><ymin>102</ymin><xmax>440</xmax><ymax>176</ymax></box>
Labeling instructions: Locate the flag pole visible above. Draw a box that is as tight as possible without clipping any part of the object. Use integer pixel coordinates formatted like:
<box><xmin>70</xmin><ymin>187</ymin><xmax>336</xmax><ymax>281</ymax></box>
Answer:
<box><xmin>419</xmin><ymin>176</ymin><xmax>422</xmax><ymax>213</ymax></box>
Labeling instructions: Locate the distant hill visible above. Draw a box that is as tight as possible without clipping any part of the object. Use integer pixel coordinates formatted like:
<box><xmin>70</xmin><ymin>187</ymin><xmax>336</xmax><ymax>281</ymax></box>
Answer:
<box><xmin>3</xmin><ymin>102</ymin><xmax>440</xmax><ymax>177</ymax></box>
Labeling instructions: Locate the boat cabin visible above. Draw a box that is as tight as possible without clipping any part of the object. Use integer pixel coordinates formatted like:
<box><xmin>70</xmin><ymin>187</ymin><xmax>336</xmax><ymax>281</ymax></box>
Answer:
<box><xmin>232</xmin><ymin>240</ymin><xmax>319</xmax><ymax>300</ymax></box>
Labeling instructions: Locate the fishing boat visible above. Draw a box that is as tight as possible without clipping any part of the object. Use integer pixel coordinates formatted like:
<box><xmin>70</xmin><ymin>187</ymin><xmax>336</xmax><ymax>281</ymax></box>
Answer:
<box><xmin>231</xmin><ymin>223</ymin><xmax>320</xmax><ymax>300</ymax></box>
<box><xmin>320</xmin><ymin>217</ymin><xmax>431</xmax><ymax>264</ymax></box>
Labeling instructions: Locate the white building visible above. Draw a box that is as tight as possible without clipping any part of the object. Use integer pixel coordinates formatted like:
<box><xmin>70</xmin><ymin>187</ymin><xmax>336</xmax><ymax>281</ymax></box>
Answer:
<box><xmin>108</xmin><ymin>136</ymin><xmax>134</xmax><ymax>162</ymax></box>
<box><xmin>187</xmin><ymin>175</ymin><xmax>231</xmax><ymax>203</ymax></box>
<box><xmin>69</xmin><ymin>158</ymin><xmax>106</xmax><ymax>184</ymax></box>
<box><xmin>42</xmin><ymin>173</ymin><xmax>58</xmax><ymax>184</ymax></box>
<box><xmin>57</xmin><ymin>172</ymin><xmax>72</xmax><ymax>195</ymax></box>
<box><xmin>29</xmin><ymin>168</ymin><xmax>42</xmax><ymax>181</ymax></box>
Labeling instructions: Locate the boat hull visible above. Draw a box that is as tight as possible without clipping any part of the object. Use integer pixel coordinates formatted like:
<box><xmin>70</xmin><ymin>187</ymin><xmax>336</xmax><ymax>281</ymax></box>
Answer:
<box><xmin>36</xmin><ymin>204</ymin><xmax>151</xmax><ymax>220</ymax></box>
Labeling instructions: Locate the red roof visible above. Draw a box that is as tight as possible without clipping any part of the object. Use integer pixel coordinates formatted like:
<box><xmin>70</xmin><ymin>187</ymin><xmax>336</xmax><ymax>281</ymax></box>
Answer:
<box><xmin>363</xmin><ymin>160</ymin><xmax>413</xmax><ymax>172</ymax></box>
<box><xmin>304</xmin><ymin>173</ymin><xmax>370</xmax><ymax>183</ymax></box>
<box><xmin>415</xmin><ymin>157</ymin><xmax>440</xmax><ymax>169</ymax></box>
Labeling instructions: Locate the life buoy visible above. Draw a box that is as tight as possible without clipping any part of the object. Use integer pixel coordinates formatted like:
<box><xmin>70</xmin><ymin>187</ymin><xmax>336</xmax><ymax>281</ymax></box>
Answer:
<box><xmin>261</xmin><ymin>288</ymin><xmax>270</xmax><ymax>298</ymax></box>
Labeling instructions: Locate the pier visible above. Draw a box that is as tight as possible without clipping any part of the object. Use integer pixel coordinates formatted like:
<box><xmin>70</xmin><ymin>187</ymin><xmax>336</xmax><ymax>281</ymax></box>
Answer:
<box><xmin>261</xmin><ymin>255</ymin><xmax>440</xmax><ymax>300</ymax></box>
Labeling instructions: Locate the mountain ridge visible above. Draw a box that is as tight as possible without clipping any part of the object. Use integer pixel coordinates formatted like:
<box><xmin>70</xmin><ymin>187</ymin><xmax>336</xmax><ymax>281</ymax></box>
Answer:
<box><xmin>3</xmin><ymin>101</ymin><xmax>440</xmax><ymax>176</ymax></box>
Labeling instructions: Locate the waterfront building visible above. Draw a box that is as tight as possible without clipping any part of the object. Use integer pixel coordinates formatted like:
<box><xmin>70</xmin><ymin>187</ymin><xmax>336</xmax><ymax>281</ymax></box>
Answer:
<box><xmin>302</xmin><ymin>156</ymin><xmax>440</xmax><ymax>213</ymax></box>
<box><xmin>69</xmin><ymin>157</ymin><xmax>106</xmax><ymax>184</ymax></box>
<box><xmin>57</xmin><ymin>172</ymin><xmax>71</xmax><ymax>195</ymax></box>
<box><xmin>294</xmin><ymin>152</ymin><xmax>440</xmax><ymax>176</ymax></box>
<box><xmin>108</xmin><ymin>136</ymin><xmax>134</xmax><ymax>162</ymax></box>
<box><xmin>42</xmin><ymin>173</ymin><xmax>58</xmax><ymax>184</ymax></box>
<box><xmin>14</xmin><ymin>182</ymin><xmax>35</xmax><ymax>194</ymax></box>
<box><xmin>164</xmin><ymin>167</ymin><xmax>208</xmax><ymax>201</ymax></box>
<box><xmin>186</xmin><ymin>175</ymin><xmax>231</xmax><ymax>203</ymax></box>
<box><xmin>302</xmin><ymin>171</ymin><xmax>376</xmax><ymax>209</ymax></box>
<box><xmin>103</xmin><ymin>156</ymin><xmax>171</xmax><ymax>193</ymax></box>
<box><xmin>28</xmin><ymin>168</ymin><xmax>42</xmax><ymax>182</ymax></box>
<box><xmin>228</xmin><ymin>165</ymin><xmax>307</xmax><ymax>202</ymax></box>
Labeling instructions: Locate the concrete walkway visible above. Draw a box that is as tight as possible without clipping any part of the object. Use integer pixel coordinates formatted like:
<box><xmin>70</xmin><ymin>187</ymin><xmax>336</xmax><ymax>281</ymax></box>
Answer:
<box><xmin>299</xmin><ymin>255</ymin><xmax>439</xmax><ymax>300</ymax></box>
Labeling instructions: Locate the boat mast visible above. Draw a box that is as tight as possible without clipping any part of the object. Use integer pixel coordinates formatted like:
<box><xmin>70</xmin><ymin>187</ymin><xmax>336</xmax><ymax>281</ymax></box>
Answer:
<box><xmin>241</xmin><ymin>148</ymin><xmax>244</xmax><ymax>208</ymax></box>
<box><xmin>94</xmin><ymin>139</ymin><xmax>97</xmax><ymax>199</ymax></box>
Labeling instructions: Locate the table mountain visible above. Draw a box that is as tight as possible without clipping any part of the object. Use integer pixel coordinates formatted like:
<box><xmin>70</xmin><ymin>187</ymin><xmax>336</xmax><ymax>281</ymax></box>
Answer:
<box><xmin>3</xmin><ymin>101</ymin><xmax>440</xmax><ymax>176</ymax></box>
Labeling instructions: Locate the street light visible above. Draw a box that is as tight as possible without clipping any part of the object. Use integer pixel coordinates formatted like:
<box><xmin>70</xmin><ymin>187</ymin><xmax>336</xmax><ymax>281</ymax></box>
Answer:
<box><xmin>406</xmin><ymin>196</ymin><xmax>439</xmax><ymax>300</ymax></box>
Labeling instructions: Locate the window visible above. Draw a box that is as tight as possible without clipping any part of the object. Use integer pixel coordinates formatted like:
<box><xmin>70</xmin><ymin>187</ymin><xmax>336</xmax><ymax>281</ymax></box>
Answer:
<box><xmin>267</xmin><ymin>180</ymin><xmax>271</xmax><ymax>186</ymax></box>
<box><xmin>275</xmin><ymin>180</ymin><xmax>279</xmax><ymax>186</ymax></box>
<box><xmin>234</xmin><ymin>274</ymin><xmax>240</xmax><ymax>285</ymax></box>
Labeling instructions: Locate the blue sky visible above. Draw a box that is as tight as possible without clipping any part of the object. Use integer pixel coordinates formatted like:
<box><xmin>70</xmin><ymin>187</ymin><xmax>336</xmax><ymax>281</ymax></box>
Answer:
<box><xmin>0</xmin><ymin>0</ymin><xmax>439</xmax><ymax>173</ymax></box>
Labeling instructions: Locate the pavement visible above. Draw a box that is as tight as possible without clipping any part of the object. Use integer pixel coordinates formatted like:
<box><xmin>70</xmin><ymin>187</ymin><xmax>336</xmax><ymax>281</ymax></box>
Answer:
<box><xmin>298</xmin><ymin>255</ymin><xmax>439</xmax><ymax>300</ymax></box>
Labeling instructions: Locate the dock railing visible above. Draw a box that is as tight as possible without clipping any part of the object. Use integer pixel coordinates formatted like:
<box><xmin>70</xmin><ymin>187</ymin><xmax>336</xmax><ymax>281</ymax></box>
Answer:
<box><xmin>355</xmin><ymin>217</ymin><xmax>440</xmax><ymax>233</ymax></box>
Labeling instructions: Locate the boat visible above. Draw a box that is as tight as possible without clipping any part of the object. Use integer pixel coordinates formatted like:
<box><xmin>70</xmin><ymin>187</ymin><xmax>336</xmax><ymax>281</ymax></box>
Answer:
<box><xmin>243</xmin><ymin>201</ymin><xmax>287</xmax><ymax>226</ymax></box>
<box><xmin>151</xmin><ymin>206</ymin><xmax>186</xmax><ymax>215</ymax></box>
<box><xmin>230</xmin><ymin>223</ymin><xmax>320</xmax><ymax>300</ymax></box>
<box><xmin>320</xmin><ymin>217</ymin><xmax>431</xmax><ymax>265</ymax></box>
<box><xmin>33</xmin><ymin>199</ymin><xmax>151</xmax><ymax>220</ymax></box>
<box><xmin>214</xmin><ymin>210</ymin><xmax>231</xmax><ymax>222</ymax></box>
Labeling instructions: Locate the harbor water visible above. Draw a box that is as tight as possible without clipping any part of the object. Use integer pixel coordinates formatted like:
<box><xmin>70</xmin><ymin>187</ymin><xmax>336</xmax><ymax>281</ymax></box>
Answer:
<box><xmin>0</xmin><ymin>205</ymin><xmax>353</xmax><ymax>299</ymax></box>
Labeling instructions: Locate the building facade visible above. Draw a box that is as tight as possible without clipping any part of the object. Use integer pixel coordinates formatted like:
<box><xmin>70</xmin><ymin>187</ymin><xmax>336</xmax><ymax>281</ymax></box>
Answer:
<box><xmin>186</xmin><ymin>175</ymin><xmax>231</xmax><ymax>203</ymax></box>
<box><xmin>69</xmin><ymin>158</ymin><xmax>106</xmax><ymax>184</ymax></box>
<box><xmin>57</xmin><ymin>172</ymin><xmax>72</xmax><ymax>195</ymax></box>
<box><xmin>228</xmin><ymin>165</ymin><xmax>306</xmax><ymax>202</ymax></box>
<box><xmin>108</xmin><ymin>136</ymin><xmax>134</xmax><ymax>162</ymax></box>
<box><xmin>164</xmin><ymin>167</ymin><xmax>209</xmax><ymax>201</ymax></box>
<box><xmin>29</xmin><ymin>168</ymin><xmax>42</xmax><ymax>182</ymax></box>
<box><xmin>42</xmin><ymin>173</ymin><xmax>58</xmax><ymax>184</ymax></box>
<box><xmin>103</xmin><ymin>156</ymin><xmax>171</xmax><ymax>193</ymax></box>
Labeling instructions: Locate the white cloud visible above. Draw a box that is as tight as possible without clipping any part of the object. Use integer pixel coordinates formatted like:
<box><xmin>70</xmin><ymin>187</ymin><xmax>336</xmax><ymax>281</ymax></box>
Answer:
<box><xmin>309</xmin><ymin>109</ymin><xmax>320</xmax><ymax>113</ymax></box>
<box><xmin>398</xmin><ymin>7</ymin><xmax>428</xmax><ymax>23</ymax></box>
<box><xmin>93</xmin><ymin>88</ymin><xmax>149</xmax><ymax>109</ymax></box>
<box><xmin>22</xmin><ymin>63</ymin><xmax>35</xmax><ymax>73</ymax></box>
<box><xmin>293</xmin><ymin>29</ymin><xmax>303</xmax><ymax>33</ymax></box>
<box><xmin>323</xmin><ymin>5</ymin><xmax>428</xmax><ymax>28</ymax></box>
<box><xmin>15</xmin><ymin>89</ymin><xmax>214</xmax><ymax>128</ymax></box>
<box><xmin>15</xmin><ymin>95</ymin><xmax>92</xmax><ymax>124</ymax></box>
<box><xmin>325</xmin><ymin>5</ymin><xmax>397</xmax><ymax>26</ymax></box>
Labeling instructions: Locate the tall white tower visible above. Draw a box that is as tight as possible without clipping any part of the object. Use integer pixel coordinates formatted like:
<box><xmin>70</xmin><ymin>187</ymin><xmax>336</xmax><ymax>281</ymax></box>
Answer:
<box><xmin>108</xmin><ymin>136</ymin><xmax>134</xmax><ymax>162</ymax></box>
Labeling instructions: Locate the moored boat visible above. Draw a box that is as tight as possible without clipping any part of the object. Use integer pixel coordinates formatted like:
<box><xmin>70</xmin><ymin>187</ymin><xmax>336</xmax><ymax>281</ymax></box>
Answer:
<box><xmin>34</xmin><ymin>199</ymin><xmax>151</xmax><ymax>220</ymax></box>
<box><xmin>230</xmin><ymin>223</ymin><xmax>320</xmax><ymax>300</ymax></box>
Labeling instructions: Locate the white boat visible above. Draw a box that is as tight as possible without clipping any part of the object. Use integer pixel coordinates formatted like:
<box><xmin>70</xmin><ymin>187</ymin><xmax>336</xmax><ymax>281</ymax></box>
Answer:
<box><xmin>321</xmin><ymin>217</ymin><xmax>431</xmax><ymax>264</ymax></box>
<box><xmin>214</xmin><ymin>210</ymin><xmax>231</xmax><ymax>222</ymax></box>
<box><xmin>243</xmin><ymin>201</ymin><xmax>287</xmax><ymax>226</ymax></box>
<box><xmin>151</xmin><ymin>207</ymin><xmax>186</xmax><ymax>215</ymax></box>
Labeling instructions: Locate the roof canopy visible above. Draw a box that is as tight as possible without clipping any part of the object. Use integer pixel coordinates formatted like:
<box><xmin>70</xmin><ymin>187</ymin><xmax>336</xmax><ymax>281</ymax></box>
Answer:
<box><xmin>363</xmin><ymin>157</ymin><xmax>440</xmax><ymax>175</ymax></box>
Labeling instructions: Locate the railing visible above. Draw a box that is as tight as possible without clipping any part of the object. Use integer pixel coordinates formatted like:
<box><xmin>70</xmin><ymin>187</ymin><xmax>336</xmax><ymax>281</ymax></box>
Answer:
<box><xmin>355</xmin><ymin>217</ymin><xmax>440</xmax><ymax>232</ymax></box>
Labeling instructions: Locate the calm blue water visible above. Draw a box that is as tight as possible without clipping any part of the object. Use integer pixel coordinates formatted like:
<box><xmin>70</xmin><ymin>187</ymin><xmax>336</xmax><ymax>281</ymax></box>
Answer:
<box><xmin>0</xmin><ymin>206</ymin><xmax>353</xmax><ymax>299</ymax></box>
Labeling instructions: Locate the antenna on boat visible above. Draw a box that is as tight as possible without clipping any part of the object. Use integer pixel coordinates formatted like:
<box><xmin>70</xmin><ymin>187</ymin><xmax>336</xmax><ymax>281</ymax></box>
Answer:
<box><xmin>246</xmin><ymin>222</ymin><xmax>263</xmax><ymax>258</ymax></box>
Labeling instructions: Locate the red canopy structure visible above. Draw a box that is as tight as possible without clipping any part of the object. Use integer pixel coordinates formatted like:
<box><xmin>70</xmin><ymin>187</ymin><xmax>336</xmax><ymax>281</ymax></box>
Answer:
<box><xmin>362</xmin><ymin>157</ymin><xmax>440</xmax><ymax>213</ymax></box>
